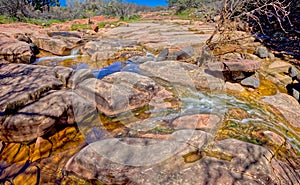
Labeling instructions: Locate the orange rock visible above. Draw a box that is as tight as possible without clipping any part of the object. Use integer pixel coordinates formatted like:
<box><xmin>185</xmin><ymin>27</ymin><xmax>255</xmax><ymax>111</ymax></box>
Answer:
<box><xmin>117</xmin><ymin>21</ymin><xmax>129</xmax><ymax>27</ymax></box>
<box><xmin>92</xmin><ymin>24</ymin><xmax>99</xmax><ymax>32</ymax></box>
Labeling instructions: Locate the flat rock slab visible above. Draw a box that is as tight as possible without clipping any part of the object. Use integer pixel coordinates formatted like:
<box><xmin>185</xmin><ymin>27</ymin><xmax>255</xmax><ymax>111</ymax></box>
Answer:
<box><xmin>0</xmin><ymin>90</ymin><xmax>96</xmax><ymax>142</ymax></box>
<box><xmin>32</xmin><ymin>36</ymin><xmax>70</xmax><ymax>56</ymax></box>
<box><xmin>81</xmin><ymin>39</ymin><xmax>141</xmax><ymax>62</ymax></box>
<box><xmin>208</xmin><ymin>60</ymin><xmax>261</xmax><ymax>72</ymax></box>
<box><xmin>65</xmin><ymin>138</ymin><xmax>299</xmax><ymax>184</ymax></box>
<box><xmin>262</xmin><ymin>93</ymin><xmax>300</xmax><ymax>129</ymax></box>
<box><xmin>103</xmin><ymin>22</ymin><xmax>214</xmax><ymax>51</ymax></box>
<box><xmin>139</xmin><ymin>61</ymin><xmax>224</xmax><ymax>91</ymax></box>
<box><xmin>0</xmin><ymin>35</ymin><xmax>35</xmax><ymax>63</ymax></box>
<box><xmin>0</xmin><ymin>63</ymin><xmax>63</xmax><ymax>114</ymax></box>
<box><xmin>75</xmin><ymin>72</ymin><xmax>160</xmax><ymax>116</ymax></box>
<box><xmin>172</xmin><ymin>114</ymin><xmax>221</xmax><ymax>131</ymax></box>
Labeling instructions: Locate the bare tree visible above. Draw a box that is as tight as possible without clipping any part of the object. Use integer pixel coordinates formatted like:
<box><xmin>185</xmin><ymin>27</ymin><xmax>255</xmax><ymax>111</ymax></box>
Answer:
<box><xmin>206</xmin><ymin>0</ymin><xmax>294</xmax><ymax>48</ymax></box>
<box><xmin>0</xmin><ymin>0</ymin><xmax>32</xmax><ymax>19</ymax></box>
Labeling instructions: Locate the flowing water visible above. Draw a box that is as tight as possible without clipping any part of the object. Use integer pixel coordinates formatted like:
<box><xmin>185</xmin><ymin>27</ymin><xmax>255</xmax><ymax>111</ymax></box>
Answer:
<box><xmin>34</xmin><ymin>52</ymin><xmax>300</xmax><ymax>153</ymax></box>
<box><xmin>1</xmin><ymin>51</ymin><xmax>298</xmax><ymax>183</ymax></box>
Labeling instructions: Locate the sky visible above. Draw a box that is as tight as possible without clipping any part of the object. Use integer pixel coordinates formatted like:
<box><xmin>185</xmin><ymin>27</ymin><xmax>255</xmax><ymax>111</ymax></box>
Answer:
<box><xmin>59</xmin><ymin>0</ymin><xmax>167</xmax><ymax>7</ymax></box>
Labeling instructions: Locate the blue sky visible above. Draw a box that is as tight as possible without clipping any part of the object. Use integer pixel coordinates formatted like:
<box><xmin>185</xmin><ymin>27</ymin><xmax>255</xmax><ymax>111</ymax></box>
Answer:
<box><xmin>59</xmin><ymin>0</ymin><xmax>167</xmax><ymax>7</ymax></box>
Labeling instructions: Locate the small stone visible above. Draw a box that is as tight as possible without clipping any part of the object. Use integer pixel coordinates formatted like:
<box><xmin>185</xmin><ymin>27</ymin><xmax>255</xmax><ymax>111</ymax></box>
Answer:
<box><xmin>179</xmin><ymin>46</ymin><xmax>194</xmax><ymax>59</ymax></box>
<box><xmin>92</xmin><ymin>24</ymin><xmax>99</xmax><ymax>32</ymax></box>
<box><xmin>117</xmin><ymin>22</ymin><xmax>129</xmax><ymax>27</ymax></box>
<box><xmin>241</xmin><ymin>72</ymin><xmax>260</xmax><ymax>88</ymax></box>
<box><xmin>157</xmin><ymin>48</ymin><xmax>169</xmax><ymax>61</ymax></box>
<box><xmin>255</xmin><ymin>46</ymin><xmax>270</xmax><ymax>58</ymax></box>
<box><xmin>288</xmin><ymin>66</ymin><xmax>298</xmax><ymax>76</ymax></box>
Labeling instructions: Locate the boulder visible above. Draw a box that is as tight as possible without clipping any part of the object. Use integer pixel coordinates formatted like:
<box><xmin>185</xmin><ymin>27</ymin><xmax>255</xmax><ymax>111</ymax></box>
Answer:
<box><xmin>0</xmin><ymin>63</ymin><xmax>63</xmax><ymax>114</ymax></box>
<box><xmin>65</xmin><ymin>138</ymin><xmax>299</xmax><ymax>184</ymax></box>
<box><xmin>0</xmin><ymin>35</ymin><xmax>36</xmax><ymax>63</ymax></box>
<box><xmin>208</xmin><ymin>60</ymin><xmax>261</xmax><ymax>72</ymax></box>
<box><xmin>0</xmin><ymin>90</ymin><xmax>96</xmax><ymax>142</ymax></box>
<box><xmin>33</xmin><ymin>36</ymin><xmax>69</xmax><ymax>55</ymax></box>
<box><xmin>262</xmin><ymin>93</ymin><xmax>300</xmax><ymax>129</ymax></box>
<box><xmin>75</xmin><ymin>72</ymin><xmax>160</xmax><ymax>116</ymax></box>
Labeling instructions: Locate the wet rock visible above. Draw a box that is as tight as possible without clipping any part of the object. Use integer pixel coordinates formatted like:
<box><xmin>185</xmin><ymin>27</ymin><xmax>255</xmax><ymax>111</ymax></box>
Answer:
<box><xmin>254</xmin><ymin>46</ymin><xmax>270</xmax><ymax>58</ymax></box>
<box><xmin>172</xmin><ymin>114</ymin><xmax>221</xmax><ymax>131</ymax></box>
<box><xmin>65</xmin><ymin>138</ymin><xmax>299</xmax><ymax>184</ymax></box>
<box><xmin>262</xmin><ymin>93</ymin><xmax>300</xmax><ymax>129</ymax></box>
<box><xmin>208</xmin><ymin>59</ymin><xmax>261</xmax><ymax>72</ymax></box>
<box><xmin>240</xmin><ymin>72</ymin><xmax>260</xmax><ymax>88</ymax></box>
<box><xmin>0</xmin><ymin>161</ymin><xmax>28</xmax><ymax>180</ymax></box>
<box><xmin>157</xmin><ymin>48</ymin><xmax>169</xmax><ymax>61</ymax></box>
<box><xmin>75</xmin><ymin>74</ymin><xmax>158</xmax><ymax>116</ymax></box>
<box><xmin>254</xmin><ymin>130</ymin><xmax>285</xmax><ymax>146</ymax></box>
<box><xmin>32</xmin><ymin>137</ymin><xmax>53</xmax><ymax>162</ymax></box>
<box><xmin>0</xmin><ymin>35</ymin><xmax>36</xmax><ymax>63</ymax></box>
<box><xmin>0</xmin><ymin>63</ymin><xmax>63</xmax><ymax>114</ymax></box>
<box><xmin>0</xmin><ymin>90</ymin><xmax>96</xmax><ymax>142</ymax></box>
<box><xmin>13</xmin><ymin>166</ymin><xmax>39</xmax><ymax>185</ymax></box>
<box><xmin>225</xmin><ymin>82</ymin><xmax>245</xmax><ymax>92</ymax></box>
<box><xmin>139</xmin><ymin>61</ymin><xmax>224</xmax><ymax>91</ymax></box>
<box><xmin>67</xmin><ymin>69</ymin><xmax>95</xmax><ymax>89</ymax></box>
